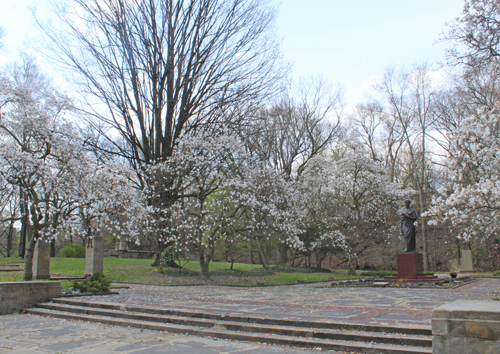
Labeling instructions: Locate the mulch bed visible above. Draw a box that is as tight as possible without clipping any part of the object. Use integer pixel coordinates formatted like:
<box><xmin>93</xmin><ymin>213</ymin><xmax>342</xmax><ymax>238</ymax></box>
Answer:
<box><xmin>326</xmin><ymin>276</ymin><xmax>479</xmax><ymax>289</ymax></box>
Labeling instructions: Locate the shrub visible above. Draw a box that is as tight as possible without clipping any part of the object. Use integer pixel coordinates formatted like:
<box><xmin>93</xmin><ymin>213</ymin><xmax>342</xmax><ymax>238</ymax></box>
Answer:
<box><xmin>59</xmin><ymin>244</ymin><xmax>86</xmax><ymax>258</ymax></box>
<box><xmin>72</xmin><ymin>271</ymin><xmax>111</xmax><ymax>293</ymax></box>
<box><xmin>159</xmin><ymin>245</ymin><xmax>188</xmax><ymax>273</ymax></box>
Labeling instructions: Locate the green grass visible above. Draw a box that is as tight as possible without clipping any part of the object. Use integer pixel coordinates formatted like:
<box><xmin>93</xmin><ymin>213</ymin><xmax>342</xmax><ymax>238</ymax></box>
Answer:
<box><xmin>182</xmin><ymin>261</ymin><xmax>263</xmax><ymax>271</ymax></box>
<box><xmin>4</xmin><ymin>255</ymin><xmax>495</xmax><ymax>287</ymax></box>
<box><xmin>0</xmin><ymin>273</ymin><xmax>23</xmax><ymax>282</ymax></box>
<box><xmin>0</xmin><ymin>256</ymin><xmax>23</xmax><ymax>282</ymax></box>
<box><xmin>468</xmin><ymin>273</ymin><xmax>496</xmax><ymax>278</ymax></box>
<box><xmin>0</xmin><ymin>256</ymin><xmax>22</xmax><ymax>264</ymax></box>
<box><xmin>0</xmin><ymin>257</ymin><xmax>355</xmax><ymax>286</ymax></box>
<box><xmin>47</xmin><ymin>258</ymin><xmax>366</xmax><ymax>286</ymax></box>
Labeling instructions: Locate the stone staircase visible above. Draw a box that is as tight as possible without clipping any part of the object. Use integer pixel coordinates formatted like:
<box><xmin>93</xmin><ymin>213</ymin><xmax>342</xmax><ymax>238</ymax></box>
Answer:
<box><xmin>27</xmin><ymin>298</ymin><xmax>432</xmax><ymax>354</ymax></box>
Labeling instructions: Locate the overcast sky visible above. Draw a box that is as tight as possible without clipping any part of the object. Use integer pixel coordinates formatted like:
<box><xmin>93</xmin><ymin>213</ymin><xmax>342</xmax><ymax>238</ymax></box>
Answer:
<box><xmin>0</xmin><ymin>0</ymin><xmax>464</xmax><ymax>106</ymax></box>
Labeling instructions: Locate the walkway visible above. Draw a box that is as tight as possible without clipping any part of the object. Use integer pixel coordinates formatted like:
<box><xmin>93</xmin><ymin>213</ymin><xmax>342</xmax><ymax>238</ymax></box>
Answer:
<box><xmin>1</xmin><ymin>278</ymin><xmax>499</xmax><ymax>353</ymax></box>
<box><xmin>86</xmin><ymin>278</ymin><xmax>500</xmax><ymax>327</ymax></box>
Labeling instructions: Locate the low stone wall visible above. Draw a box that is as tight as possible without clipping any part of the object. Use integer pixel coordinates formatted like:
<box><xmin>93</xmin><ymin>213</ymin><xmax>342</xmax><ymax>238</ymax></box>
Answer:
<box><xmin>0</xmin><ymin>281</ymin><xmax>62</xmax><ymax>315</ymax></box>
<box><xmin>108</xmin><ymin>250</ymin><xmax>153</xmax><ymax>259</ymax></box>
<box><xmin>432</xmin><ymin>300</ymin><xmax>500</xmax><ymax>353</ymax></box>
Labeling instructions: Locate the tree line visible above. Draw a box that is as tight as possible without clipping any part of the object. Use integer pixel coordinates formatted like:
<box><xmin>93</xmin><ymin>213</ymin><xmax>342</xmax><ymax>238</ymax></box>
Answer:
<box><xmin>1</xmin><ymin>0</ymin><xmax>500</xmax><ymax>279</ymax></box>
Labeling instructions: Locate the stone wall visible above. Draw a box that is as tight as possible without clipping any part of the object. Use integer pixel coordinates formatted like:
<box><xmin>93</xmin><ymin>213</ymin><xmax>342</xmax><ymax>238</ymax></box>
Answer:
<box><xmin>0</xmin><ymin>281</ymin><xmax>61</xmax><ymax>315</ymax></box>
<box><xmin>432</xmin><ymin>300</ymin><xmax>500</xmax><ymax>353</ymax></box>
<box><xmin>108</xmin><ymin>250</ymin><xmax>154</xmax><ymax>259</ymax></box>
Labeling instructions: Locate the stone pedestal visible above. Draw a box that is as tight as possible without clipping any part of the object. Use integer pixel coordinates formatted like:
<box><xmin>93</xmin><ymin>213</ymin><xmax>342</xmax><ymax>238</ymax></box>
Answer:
<box><xmin>85</xmin><ymin>237</ymin><xmax>104</xmax><ymax>278</ymax></box>
<box><xmin>118</xmin><ymin>240</ymin><xmax>127</xmax><ymax>251</ymax></box>
<box><xmin>461</xmin><ymin>249</ymin><xmax>473</xmax><ymax>272</ymax></box>
<box><xmin>32</xmin><ymin>240</ymin><xmax>50</xmax><ymax>280</ymax></box>
<box><xmin>432</xmin><ymin>300</ymin><xmax>500</xmax><ymax>353</ymax></box>
<box><xmin>384</xmin><ymin>252</ymin><xmax>438</xmax><ymax>282</ymax></box>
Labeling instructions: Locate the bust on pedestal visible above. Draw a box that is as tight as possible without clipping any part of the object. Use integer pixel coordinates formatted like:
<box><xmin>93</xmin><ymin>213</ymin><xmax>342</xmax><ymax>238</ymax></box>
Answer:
<box><xmin>384</xmin><ymin>200</ymin><xmax>438</xmax><ymax>282</ymax></box>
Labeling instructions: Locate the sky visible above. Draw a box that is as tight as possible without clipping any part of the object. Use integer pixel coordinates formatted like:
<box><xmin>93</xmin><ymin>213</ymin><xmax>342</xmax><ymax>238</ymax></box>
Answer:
<box><xmin>0</xmin><ymin>0</ymin><xmax>465</xmax><ymax>106</ymax></box>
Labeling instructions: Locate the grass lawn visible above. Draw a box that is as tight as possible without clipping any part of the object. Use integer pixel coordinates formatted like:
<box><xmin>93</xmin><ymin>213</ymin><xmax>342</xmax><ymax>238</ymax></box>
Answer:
<box><xmin>0</xmin><ymin>256</ymin><xmax>22</xmax><ymax>264</ymax></box>
<box><xmin>0</xmin><ymin>256</ymin><xmax>392</xmax><ymax>287</ymax></box>
<box><xmin>4</xmin><ymin>256</ymin><xmax>495</xmax><ymax>287</ymax></box>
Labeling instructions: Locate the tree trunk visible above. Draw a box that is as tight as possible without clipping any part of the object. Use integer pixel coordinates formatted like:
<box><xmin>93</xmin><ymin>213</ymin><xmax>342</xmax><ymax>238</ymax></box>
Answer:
<box><xmin>6</xmin><ymin>222</ymin><xmax>13</xmax><ymax>257</ymax></box>
<box><xmin>18</xmin><ymin>187</ymin><xmax>28</xmax><ymax>258</ymax></box>
<box><xmin>255</xmin><ymin>237</ymin><xmax>268</xmax><ymax>268</ymax></box>
<box><xmin>228</xmin><ymin>246</ymin><xmax>235</xmax><ymax>271</ymax></box>
<box><xmin>276</xmin><ymin>244</ymin><xmax>288</xmax><ymax>265</ymax></box>
<box><xmin>23</xmin><ymin>232</ymin><xmax>37</xmax><ymax>281</ymax></box>
<box><xmin>417</xmin><ymin>188</ymin><xmax>429</xmax><ymax>272</ymax></box>
<box><xmin>347</xmin><ymin>254</ymin><xmax>357</xmax><ymax>276</ymax></box>
<box><xmin>152</xmin><ymin>239</ymin><xmax>166</xmax><ymax>267</ymax></box>
<box><xmin>199</xmin><ymin>247</ymin><xmax>213</xmax><ymax>279</ymax></box>
<box><xmin>248</xmin><ymin>240</ymin><xmax>254</xmax><ymax>264</ymax></box>
<box><xmin>50</xmin><ymin>239</ymin><xmax>56</xmax><ymax>257</ymax></box>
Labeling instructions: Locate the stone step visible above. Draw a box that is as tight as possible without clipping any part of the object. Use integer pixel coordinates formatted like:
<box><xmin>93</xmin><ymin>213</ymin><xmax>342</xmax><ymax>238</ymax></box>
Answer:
<box><xmin>34</xmin><ymin>302</ymin><xmax>432</xmax><ymax>348</ymax></box>
<box><xmin>51</xmin><ymin>298</ymin><xmax>432</xmax><ymax>336</ymax></box>
<box><xmin>26</xmin><ymin>307</ymin><xmax>432</xmax><ymax>354</ymax></box>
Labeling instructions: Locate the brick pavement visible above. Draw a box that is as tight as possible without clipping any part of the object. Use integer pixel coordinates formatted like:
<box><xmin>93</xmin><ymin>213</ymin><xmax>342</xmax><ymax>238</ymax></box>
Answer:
<box><xmin>84</xmin><ymin>278</ymin><xmax>500</xmax><ymax>327</ymax></box>
<box><xmin>0</xmin><ymin>313</ymin><xmax>347</xmax><ymax>353</ymax></box>
<box><xmin>1</xmin><ymin>278</ymin><xmax>498</xmax><ymax>353</ymax></box>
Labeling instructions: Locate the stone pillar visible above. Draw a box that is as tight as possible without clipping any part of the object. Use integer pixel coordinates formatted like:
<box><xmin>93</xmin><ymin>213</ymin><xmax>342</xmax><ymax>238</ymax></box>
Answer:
<box><xmin>32</xmin><ymin>240</ymin><xmax>51</xmax><ymax>280</ymax></box>
<box><xmin>85</xmin><ymin>237</ymin><xmax>104</xmax><ymax>278</ymax></box>
<box><xmin>461</xmin><ymin>249</ymin><xmax>473</xmax><ymax>272</ymax></box>
<box><xmin>118</xmin><ymin>240</ymin><xmax>127</xmax><ymax>251</ymax></box>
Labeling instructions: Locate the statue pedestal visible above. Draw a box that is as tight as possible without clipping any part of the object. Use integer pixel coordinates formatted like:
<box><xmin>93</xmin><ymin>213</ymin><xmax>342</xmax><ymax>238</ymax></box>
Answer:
<box><xmin>461</xmin><ymin>249</ymin><xmax>473</xmax><ymax>272</ymax></box>
<box><xmin>384</xmin><ymin>252</ymin><xmax>439</xmax><ymax>282</ymax></box>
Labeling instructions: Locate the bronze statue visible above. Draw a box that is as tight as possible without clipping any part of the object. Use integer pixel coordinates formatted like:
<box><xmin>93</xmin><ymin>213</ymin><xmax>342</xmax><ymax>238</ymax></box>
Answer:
<box><xmin>401</xmin><ymin>199</ymin><xmax>417</xmax><ymax>253</ymax></box>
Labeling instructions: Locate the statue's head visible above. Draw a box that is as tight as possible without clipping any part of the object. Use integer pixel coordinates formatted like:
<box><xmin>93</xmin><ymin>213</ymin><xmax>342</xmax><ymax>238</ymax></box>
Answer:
<box><xmin>404</xmin><ymin>199</ymin><xmax>412</xmax><ymax>208</ymax></box>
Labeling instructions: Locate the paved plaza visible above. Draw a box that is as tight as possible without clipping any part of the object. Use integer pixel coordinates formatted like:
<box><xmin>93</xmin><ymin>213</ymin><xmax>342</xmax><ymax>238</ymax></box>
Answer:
<box><xmin>0</xmin><ymin>278</ymin><xmax>499</xmax><ymax>353</ymax></box>
<box><xmin>87</xmin><ymin>278</ymin><xmax>500</xmax><ymax>327</ymax></box>
<box><xmin>0</xmin><ymin>314</ymin><xmax>332</xmax><ymax>354</ymax></box>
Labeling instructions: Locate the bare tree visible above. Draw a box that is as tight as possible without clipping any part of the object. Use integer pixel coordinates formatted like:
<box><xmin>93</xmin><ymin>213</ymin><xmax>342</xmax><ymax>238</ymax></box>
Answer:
<box><xmin>0</xmin><ymin>27</ymin><xmax>5</xmax><ymax>49</ymax></box>
<box><xmin>243</xmin><ymin>76</ymin><xmax>344</xmax><ymax>179</ymax></box>
<box><xmin>38</xmin><ymin>0</ymin><xmax>283</xmax><ymax>170</ymax></box>
<box><xmin>443</xmin><ymin>0</ymin><xmax>500</xmax><ymax>67</ymax></box>
<box><xmin>355</xmin><ymin>64</ymin><xmax>443</xmax><ymax>272</ymax></box>
<box><xmin>37</xmin><ymin>0</ymin><xmax>284</xmax><ymax>263</ymax></box>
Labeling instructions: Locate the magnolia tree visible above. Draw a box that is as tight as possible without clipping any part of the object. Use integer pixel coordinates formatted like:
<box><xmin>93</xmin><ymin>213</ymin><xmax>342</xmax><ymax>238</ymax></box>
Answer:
<box><xmin>229</xmin><ymin>164</ymin><xmax>304</xmax><ymax>268</ymax></box>
<box><xmin>0</xmin><ymin>58</ymin><xmax>77</xmax><ymax>279</ymax></box>
<box><xmin>300</xmin><ymin>145</ymin><xmax>409</xmax><ymax>275</ymax></box>
<box><xmin>147</xmin><ymin>134</ymin><xmax>304</xmax><ymax>277</ymax></box>
<box><xmin>57</xmin><ymin>160</ymin><xmax>149</xmax><ymax>245</ymax></box>
<box><xmin>427</xmin><ymin>107</ymin><xmax>500</xmax><ymax>244</ymax></box>
<box><xmin>147</xmin><ymin>134</ymin><xmax>246</xmax><ymax>278</ymax></box>
<box><xmin>0</xmin><ymin>57</ymin><xmax>148</xmax><ymax>280</ymax></box>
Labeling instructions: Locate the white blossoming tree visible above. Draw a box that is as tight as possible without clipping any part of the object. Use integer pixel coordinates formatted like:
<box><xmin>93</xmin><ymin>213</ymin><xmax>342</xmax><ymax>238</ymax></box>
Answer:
<box><xmin>147</xmin><ymin>133</ymin><xmax>304</xmax><ymax>278</ymax></box>
<box><xmin>228</xmin><ymin>164</ymin><xmax>304</xmax><ymax>268</ymax></box>
<box><xmin>300</xmin><ymin>145</ymin><xmax>409</xmax><ymax>275</ymax></box>
<box><xmin>57</xmin><ymin>161</ymin><xmax>150</xmax><ymax>246</ymax></box>
<box><xmin>0</xmin><ymin>57</ymin><xmax>149</xmax><ymax>280</ymax></box>
<box><xmin>148</xmin><ymin>134</ymin><xmax>246</xmax><ymax>278</ymax></box>
<box><xmin>427</xmin><ymin>107</ymin><xmax>500</xmax><ymax>245</ymax></box>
